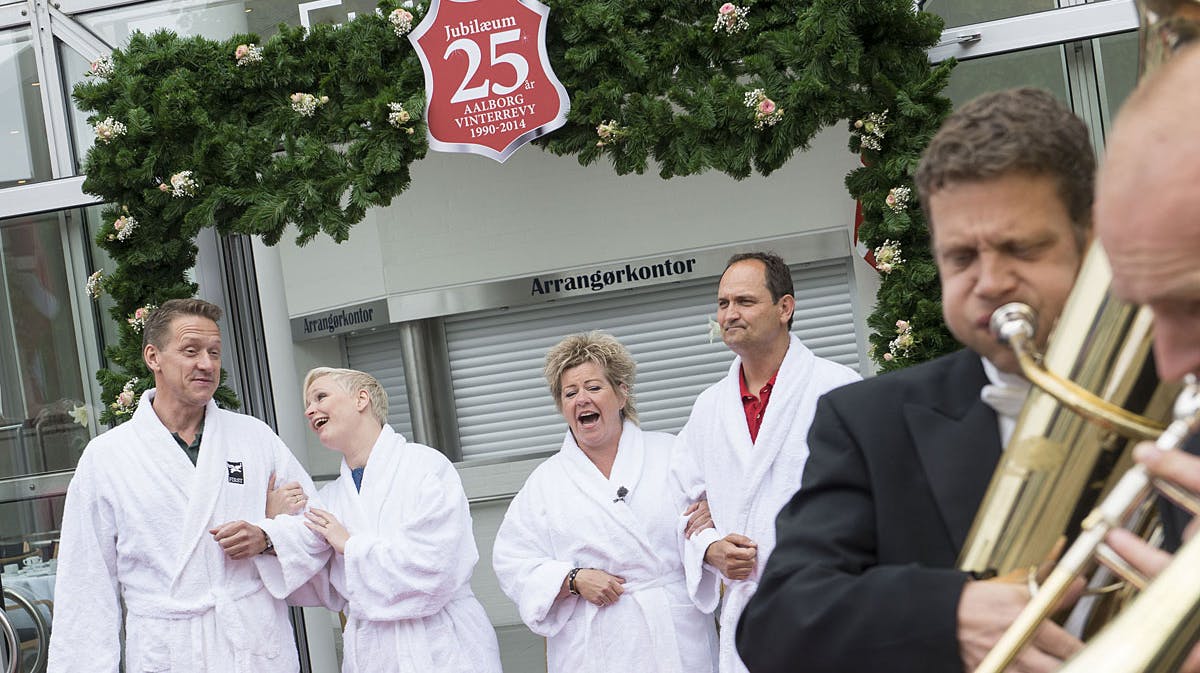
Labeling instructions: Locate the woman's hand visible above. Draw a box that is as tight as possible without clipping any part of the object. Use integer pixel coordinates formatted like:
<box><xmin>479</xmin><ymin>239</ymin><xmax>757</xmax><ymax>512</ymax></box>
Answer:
<box><xmin>266</xmin><ymin>472</ymin><xmax>308</xmax><ymax>518</ymax></box>
<box><xmin>683</xmin><ymin>499</ymin><xmax>714</xmax><ymax>538</ymax></box>
<box><xmin>573</xmin><ymin>568</ymin><xmax>626</xmax><ymax>607</ymax></box>
<box><xmin>305</xmin><ymin>508</ymin><xmax>350</xmax><ymax>554</ymax></box>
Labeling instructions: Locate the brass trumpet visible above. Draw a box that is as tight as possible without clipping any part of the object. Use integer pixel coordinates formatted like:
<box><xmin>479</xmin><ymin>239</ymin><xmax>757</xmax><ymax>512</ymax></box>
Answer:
<box><xmin>974</xmin><ymin>375</ymin><xmax>1200</xmax><ymax>673</ymax></box>
<box><xmin>958</xmin><ymin>243</ymin><xmax>1177</xmax><ymax>586</ymax></box>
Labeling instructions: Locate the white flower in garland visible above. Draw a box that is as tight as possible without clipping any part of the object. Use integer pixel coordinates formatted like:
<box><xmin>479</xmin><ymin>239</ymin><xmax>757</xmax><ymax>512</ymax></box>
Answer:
<box><xmin>852</xmin><ymin>109</ymin><xmax>888</xmax><ymax>151</ymax></box>
<box><xmin>109</xmin><ymin>212</ymin><xmax>138</xmax><ymax>242</ymax></box>
<box><xmin>744</xmin><ymin>89</ymin><xmax>784</xmax><ymax>129</ymax></box>
<box><xmin>290</xmin><ymin>92</ymin><xmax>329</xmax><ymax>117</ymax></box>
<box><xmin>888</xmin><ymin>318</ymin><xmax>916</xmax><ymax>359</ymax></box>
<box><xmin>707</xmin><ymin>317</ymin><xmax>723</xmax><ymax>343</ymax></box>
<box><xmin>85</xmin><ymin>269</ymin><xmax>105</xmax><ymax>299</ymax></box>
<box><xmin>159</xmin><ymin>171</ymin><xmax>198</xmax><ymax>198</ymax></box>
<box><xmin>873</xmin><ymin>239</ymin><xmax>904</xmax><ymax>274</ymax></box>
<box><xmin>885</xmin><ymin>186</ymin><xmax>911</xmax><ymax>213</ymax></box>
<box><xmin>127</xmin><ymin>304</ymin><xmax>157</xmax><ymax>332</ymax></box>
<box><xmin>88</xmin><ymin>56</ymin><xmax>115</xmax><ymax>79</ymax></box>
<box><xmin>713</xmin><ymin>2</ymin><xmax>749</xmax><ymax>34</ymax></box>
<box><xmin>389</xmin><ymin>8</ymin><xmax>414</xmax><ymax>37</ymax></box>
<box><xmin>234</xmin><ymin>43</ymin><xmax>263</xmax><ymax>66</ymax></box>
<box><xmin>94</xmin><ymin>117</ymin><xmax>127</xmax><ymax>144</ymax></box>
<box><xmin>112</xmin><ymin>378</ymin><xmax>140</xmax><ymax>417</ymax></box>
<box><xmin>595</xmin><ymin>119</ymin><xmax>627</xmax><ymax>147</ymax></box>
<box><xmin>387</xmin><ymin>102</ymin><xmax>415</xmax><ymax>134</ymax></box>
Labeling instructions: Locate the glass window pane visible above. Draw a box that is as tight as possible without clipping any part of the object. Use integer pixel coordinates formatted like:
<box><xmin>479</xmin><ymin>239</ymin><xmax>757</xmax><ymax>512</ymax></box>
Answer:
<box><xmin>59</xmin><ymin>43</ymin><xmax>97</xmax><ymax>176</ymax></box>
<box><xmin>78</xmin><ymin>0</ymin><xmax>252</xmax><ymax>44</ymax></box>
<box><xmin>0</xmin><ymin>211</ymin><xmax>92</xmax><ymax>478</ymax></box>
<box><xmin>943</xmin><ymin>44</ymin><xmax>1070</xmax><ymax>109</ymax></box>
<box><xmin>922</xmin><ymin>0</ymin><xmax>1057</xmax><ymax>29</ymax></box>
<box><xmin>1</xmin><ymin>492</ymin><xmax>66</xmax><ymax>673</ymax></box>
<box><xmin>0</xmin><ymin>28</ymin><xmax>52</xmax><ymax>188</ymax></box>
<box><xmin>1095</xmin><ymin>30</ymin><xmax>1139</xmax><ymax>130</ymax></box>
<box><xmin>245</xmin><ymin>0</ymin><xmax>379</xmax><ymax>41</ymax></box>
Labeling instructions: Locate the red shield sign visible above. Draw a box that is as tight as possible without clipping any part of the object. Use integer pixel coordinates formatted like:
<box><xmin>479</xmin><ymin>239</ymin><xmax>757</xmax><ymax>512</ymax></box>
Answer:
<box><xmin>410</xmin><ymin>0</ymin><xmax>570</xmax><ymax>162</ymax></box>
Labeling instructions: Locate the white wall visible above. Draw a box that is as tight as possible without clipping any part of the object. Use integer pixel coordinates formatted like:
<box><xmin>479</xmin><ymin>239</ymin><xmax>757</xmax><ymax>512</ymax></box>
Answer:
<box><xmin>277</xmin><ymin>124</ymin><xmax>863</xmax><ymax>315</ymax></box>
<box><xmin>267</xmin><ymin>122</ymin><xmax>877</xmax><ymax>468</ymax></box>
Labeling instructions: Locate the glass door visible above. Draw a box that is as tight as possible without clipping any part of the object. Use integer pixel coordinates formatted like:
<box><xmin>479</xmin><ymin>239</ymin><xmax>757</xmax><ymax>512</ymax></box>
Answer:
<box><xmin>0</xmin><ymin>207</ymin><xmax>87</xmax><ymax>673</ymax></box>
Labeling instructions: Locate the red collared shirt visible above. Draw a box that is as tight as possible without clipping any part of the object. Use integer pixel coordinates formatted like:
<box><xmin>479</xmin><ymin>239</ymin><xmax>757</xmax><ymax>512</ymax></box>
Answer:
<box><xmin>740</xmin><ymin>368</ymin><xmax>778</xmax><ymax>443</ymax></box>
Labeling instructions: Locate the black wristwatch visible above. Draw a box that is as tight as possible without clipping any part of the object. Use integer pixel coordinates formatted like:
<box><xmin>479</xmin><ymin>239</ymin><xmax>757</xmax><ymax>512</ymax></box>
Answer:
<box><xmin>261</xmin><ymin>531</ymin><xmax>275</xmax><ymax>555</ymax></box>
<box><xmin>567</xmin><ymin>567</ymin><xmax>582</xmax><ymax>595</ymax></box>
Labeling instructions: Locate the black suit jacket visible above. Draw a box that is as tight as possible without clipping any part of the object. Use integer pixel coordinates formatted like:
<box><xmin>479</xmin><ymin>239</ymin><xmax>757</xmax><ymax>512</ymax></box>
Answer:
<box><xmin>737</xmin><ymin>349</ymin><xmax>1001</xmax><ymax>673</ymax></box>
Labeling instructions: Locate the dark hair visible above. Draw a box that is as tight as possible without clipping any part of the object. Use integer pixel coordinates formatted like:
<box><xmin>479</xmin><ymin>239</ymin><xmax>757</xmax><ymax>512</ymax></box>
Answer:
<box><xmin>915</xmin><ymin>87</ymin><xmax>1094</xmax><ymax>250</ymax></box>
<box><xmin>724</xmin><ymin>252</ymin><xmax>794</xmax><ymax>328</ymax></box>
<box><xmin>142</xmin><ymin>298</ymin><xmax>223</xmax><ymax>350</ymax></box>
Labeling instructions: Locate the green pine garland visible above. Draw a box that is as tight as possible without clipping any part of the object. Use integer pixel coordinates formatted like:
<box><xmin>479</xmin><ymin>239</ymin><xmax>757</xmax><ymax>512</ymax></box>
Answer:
<box><xmin>76</xmin><ymin>0</ymin><xmax>954</xmax><ymax>423</ymax></box>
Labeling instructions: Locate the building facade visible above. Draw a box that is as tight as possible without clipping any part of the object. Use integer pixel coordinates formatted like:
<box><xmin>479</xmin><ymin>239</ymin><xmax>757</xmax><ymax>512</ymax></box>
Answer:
<box><xmin>0</xmin><ymin>0</ymin><xmax>1143</xmax><ymax>670</ymax></box>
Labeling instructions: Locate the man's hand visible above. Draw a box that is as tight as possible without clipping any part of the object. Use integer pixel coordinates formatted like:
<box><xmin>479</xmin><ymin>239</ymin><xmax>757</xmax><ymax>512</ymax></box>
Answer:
<box><xmin>704</xmin><ymin>533</ymin><xmax>757</xmax><ymax>580</ymax></box>
<box><xmin>210</xmin><ymin>520</ymin><xmax>269</xmax><ymax>560</ymax></box>
<box><xmin>683</xmin><ymin>499</ymin><xmax>714</xmax><ymax>538</ymax></box>
<box><xmin>957</xmin><ymin>578</ymin><xmax>1082</xmax><ymax>673</ymax></box>
<box><xmin>265</xmin><ymin>471</ymin><xmax>307</xmax><ymax>518</ymax></box>
<box><xmin>1100</xmin><ymin>442</ymin><xmax>1200</xmax><ymax>673</ymax></box>
<box><xmin>570</xmin><ymin>569</ymin><xmax>626</xmax><ymax>608</ymax></box>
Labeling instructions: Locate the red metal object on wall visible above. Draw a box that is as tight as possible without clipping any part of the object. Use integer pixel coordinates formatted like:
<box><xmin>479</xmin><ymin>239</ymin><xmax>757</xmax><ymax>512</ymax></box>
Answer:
<box><xmin>410</xmin><ymin>0</ymin><xmax>570</xmax><ymax>162</ymax></box>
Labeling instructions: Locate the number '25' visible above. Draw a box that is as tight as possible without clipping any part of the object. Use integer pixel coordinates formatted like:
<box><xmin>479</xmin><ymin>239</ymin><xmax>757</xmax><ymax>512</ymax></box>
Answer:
<box><xmin>444</xmin><ymin>29</ymin><xmax>529</xmax><ymax>103</ymax></box>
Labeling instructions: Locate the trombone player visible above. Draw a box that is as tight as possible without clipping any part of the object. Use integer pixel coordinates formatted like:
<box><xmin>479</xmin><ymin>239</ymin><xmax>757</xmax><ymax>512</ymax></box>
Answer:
<box><xmin>736</xmin><ymin>87</ymin><xmax>1092</xmax><ymax>673</ymax></box>
<box><xmin>1095</xmin><ymin>41</ymin><xmax>1200</xmax><ymax>673</ymax></box>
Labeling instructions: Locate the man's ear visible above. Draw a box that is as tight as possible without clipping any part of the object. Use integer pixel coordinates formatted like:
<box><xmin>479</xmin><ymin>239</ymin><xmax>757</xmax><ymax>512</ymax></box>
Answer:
<box><xmin>778</xmin><ymin>294</ymin><xmax>796</xmax><ymax>326</ymax></box>
<box><xmin>144</xmin><ymin>343</ymin><xmax>160</xmax><ymax>373</ymax></box>
<box><xmin>356</xmin><ymin>389</ymin><xmax>370</xmax><ymax>412</ymax></box>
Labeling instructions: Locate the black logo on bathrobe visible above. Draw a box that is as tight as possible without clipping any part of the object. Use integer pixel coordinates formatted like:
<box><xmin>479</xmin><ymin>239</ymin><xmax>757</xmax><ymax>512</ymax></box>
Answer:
<box><xmin>227</xmin><ymin>461</ymin><xmax>244</xmax><ymax>484</ymax></box>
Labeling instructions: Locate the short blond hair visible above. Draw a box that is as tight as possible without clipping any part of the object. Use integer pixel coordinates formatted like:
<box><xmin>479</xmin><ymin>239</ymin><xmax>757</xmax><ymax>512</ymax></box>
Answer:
<box><xmin>303</xmin><ymin>367</ymin><xmax>389</xmax><ymax>426</ymax></box>
<box><xmin>543</xmin><ymin>332</ymin><xmax>638</xmax><ymax>425</ymax></box>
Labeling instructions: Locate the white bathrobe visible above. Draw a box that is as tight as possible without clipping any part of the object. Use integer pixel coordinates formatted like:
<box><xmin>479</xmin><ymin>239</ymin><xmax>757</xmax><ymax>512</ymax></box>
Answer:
<box><xmin>493</xmin><ymin>422</ymin><xmax>720</xmax><ymax>673</ymax></box>
<box><xmin>299</xmin><ymin>425</ymin><xmax>502</xmax><ymax>673</ymax></box>
<box><xmin>674</xmin><ymin>334</ymin><xmax>861</xmax><ymax>673</ymax></box>
<box><xmin>47</xmin><ymin>389</ymin><xmax>330</xmax><ymax>673</ymax></box>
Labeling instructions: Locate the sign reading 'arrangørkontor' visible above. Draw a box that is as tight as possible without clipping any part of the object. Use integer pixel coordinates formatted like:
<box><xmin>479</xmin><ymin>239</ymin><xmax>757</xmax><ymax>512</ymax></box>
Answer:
<box><xmin>290</xmin><ymin>299</ymin><xmax>390</xmax><ymax>341</ymax></box>
<box><xmin>409</xmin><ymin>0</ymin><xmax>570</xmax><ymax>162</ymax></box>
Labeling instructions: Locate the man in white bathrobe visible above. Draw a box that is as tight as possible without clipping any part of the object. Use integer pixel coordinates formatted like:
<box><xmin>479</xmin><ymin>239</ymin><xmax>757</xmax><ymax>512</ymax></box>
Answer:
<box><xmin>47</xmin><ymin>298</ymin><xmax>329</xmax><ymax>673</ymax></box>
<box><xmin>672</xmin><ymin>252</ymin><xmax>861</xmax><ymax>673</ymax></box>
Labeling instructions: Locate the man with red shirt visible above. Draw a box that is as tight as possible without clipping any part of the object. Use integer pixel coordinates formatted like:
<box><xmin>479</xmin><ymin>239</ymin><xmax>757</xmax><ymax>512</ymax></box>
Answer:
<box><xmin>672</xmin><ymin>252</ymin><xmax>861</xmax><ymax>673</ymax></box>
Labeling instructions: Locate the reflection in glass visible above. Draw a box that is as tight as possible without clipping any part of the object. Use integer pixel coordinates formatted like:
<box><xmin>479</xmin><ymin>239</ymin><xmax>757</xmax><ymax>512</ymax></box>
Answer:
<box><xmin>943</xmin><ymin>45</ymin><xmax>1070</xmax><ymax>109</ymax></box>
<box><xmin>78</xmin><ymin>0</ymin><xmax>250</xmax><ymax>45</ymax></box>
<box><xmin>58</xmin><ymin>44</ymin><xmax>98</xmax><ymax>176</ymax></box>
<box><xmin>77</xmin><ymin>0</ymin><xmax>384</xmax><ymax>45</ymax></box>
<box><xmin>1</xmin><ymin>493</ymin><xmax>65</xmax><ymax>673</ymax></box>
<box><xmin>0</xmin><ymin>29</ymin><xmax>52</xmax><ymax>188</ymax></box>
<box><xmin>1096</xmin><ymin>31</ymin><xmax>1138</xmax><ymax>131</ymax></box>
<box><xmin>0</xmin><ymin>213</ymin><xmax>92</xmax><ymax>478</ymax></box>
<box><xmin>922</xmin><ymin>0</ymin><xmax>1056</xmax><ymax>29</ymax></box>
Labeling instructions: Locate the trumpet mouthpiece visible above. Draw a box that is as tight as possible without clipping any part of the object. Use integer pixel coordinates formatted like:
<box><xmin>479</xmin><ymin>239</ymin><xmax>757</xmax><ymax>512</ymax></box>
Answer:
<box><xmin>990</xmin><ymin>302</ymin><xmax>1038</xmax><ymax>345</ymax></box>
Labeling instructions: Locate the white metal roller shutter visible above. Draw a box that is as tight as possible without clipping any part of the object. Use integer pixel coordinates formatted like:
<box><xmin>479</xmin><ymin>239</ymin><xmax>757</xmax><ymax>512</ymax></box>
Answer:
<box><xmin>344</xmin><ymin>328</ymin><xmax>415</xmax><ymax>440</ymax></box>
<box><xmin>445</xmin><ymin>259</ymin><xmax>859</xmax><ymax>461</ymax></box>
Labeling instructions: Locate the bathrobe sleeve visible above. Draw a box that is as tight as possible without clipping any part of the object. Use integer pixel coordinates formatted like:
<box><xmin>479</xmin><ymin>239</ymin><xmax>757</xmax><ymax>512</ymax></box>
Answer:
<box><xmin>254</xmin><ymin>436</ymin><xmax>332</xmax><ymax>597</ymax></box>
<box><xmin>340</xmin><ymin>460</ymin><xmax>475</xmax><ymax>620</ymax></box>
<box><xmin>672</xmin><ymin>411</ymin><xmax>724</xmax><ymax>606</ymax></box>
<box><xmin>46</xmin><ymin>454</ymin><xmax>123</xmax><ymax>673</ymax></box>
<box><xmin>491</xmin><ymin>472</ymin><xmax>577</xmax><ymax>638</ymax></box>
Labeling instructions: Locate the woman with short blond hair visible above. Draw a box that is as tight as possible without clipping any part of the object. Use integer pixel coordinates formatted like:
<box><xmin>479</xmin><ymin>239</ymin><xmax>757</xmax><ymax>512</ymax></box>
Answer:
<box><xmin>493</xmin><ymin>332</ymin><xmax>719</xmax><ymax>673</ymax></box>
<box><xmin>279</xmin><ymin>366</ymin><xmax>501</xmax><ymax>673</ymax></box>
